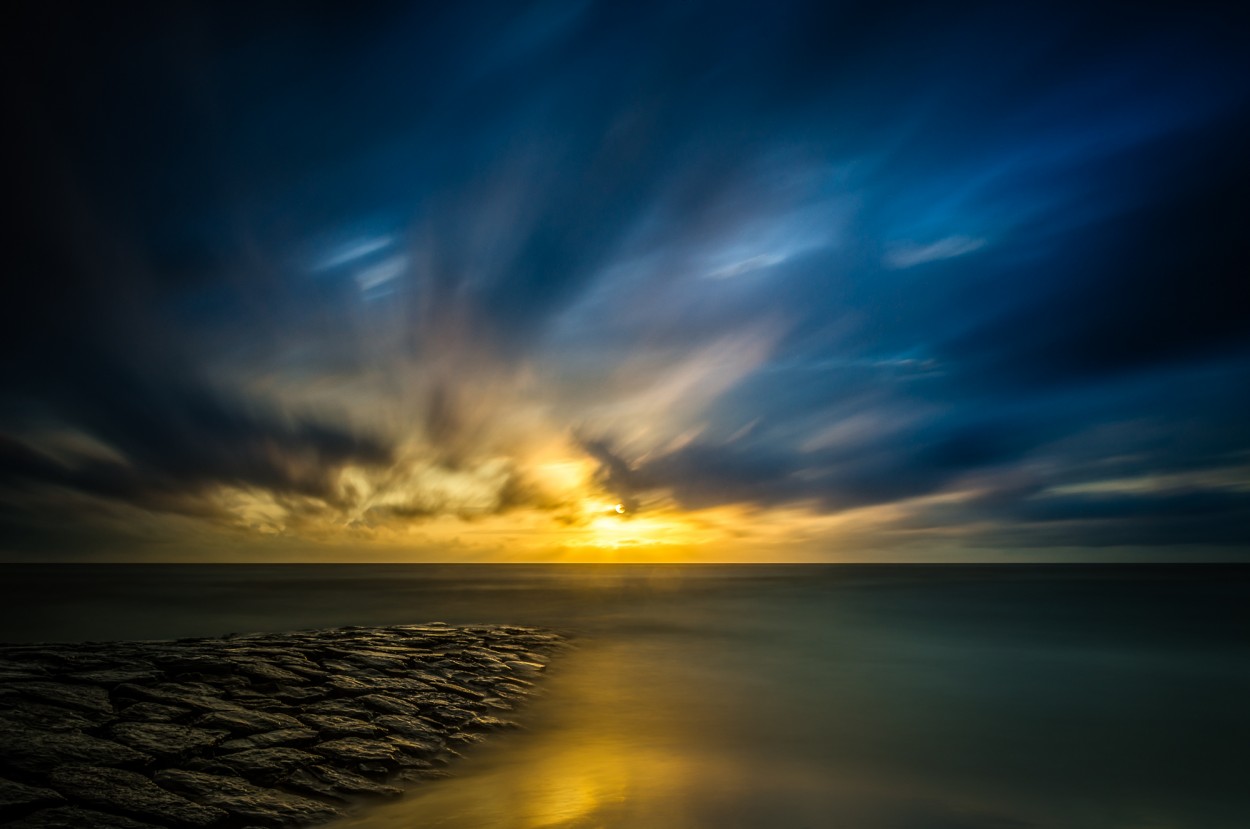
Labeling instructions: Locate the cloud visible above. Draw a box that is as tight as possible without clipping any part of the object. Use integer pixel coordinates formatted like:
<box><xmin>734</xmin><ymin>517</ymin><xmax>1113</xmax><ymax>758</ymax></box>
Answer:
<box><xmin>2</xmin><ymin>0</ymin><xmax>1249</xmax><ymax>559</ymax></box>
<box><xmin>884</xmin><ymin>236</ymin><xmax>986</xmax><ymax>269</ymax></box>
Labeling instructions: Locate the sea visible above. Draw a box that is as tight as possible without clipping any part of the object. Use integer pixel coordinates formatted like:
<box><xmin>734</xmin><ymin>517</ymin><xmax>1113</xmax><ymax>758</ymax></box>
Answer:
<box><xmin>1</xmin><ymin>564</ymin><xmax>1247</xmax><ymax>829</ymax></box>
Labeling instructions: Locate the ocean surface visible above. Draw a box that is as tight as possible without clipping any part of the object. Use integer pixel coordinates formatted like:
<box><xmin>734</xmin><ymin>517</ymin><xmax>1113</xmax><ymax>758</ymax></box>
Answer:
<box><xmin>1</xmin><ymin>564</ymin><xmax>1247</xmax><ymax>829</ymax></box>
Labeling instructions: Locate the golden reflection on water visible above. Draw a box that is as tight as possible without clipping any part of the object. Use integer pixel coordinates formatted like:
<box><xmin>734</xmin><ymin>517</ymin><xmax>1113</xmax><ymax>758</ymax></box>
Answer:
<box><xmin>322</xmin><ymin>576</ymin><xmax>1245</xmax><ymax>829</ymax></box>
<box><xmin>327</xmin><ymin>638</ymin><xmax>711</xmax><ymax>829</ymax></box>
<box><xmin>327</xmin><ymin>631</ymin><xmax>910</xmax><ymax>829</ymax></box>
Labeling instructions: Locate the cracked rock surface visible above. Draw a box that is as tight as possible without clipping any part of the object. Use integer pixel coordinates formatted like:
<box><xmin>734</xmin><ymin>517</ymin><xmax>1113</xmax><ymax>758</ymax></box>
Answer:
<box><xmin>0</xmin><ymin>624</ymin><xmax>564</xmax><ymax>827</ymax></box>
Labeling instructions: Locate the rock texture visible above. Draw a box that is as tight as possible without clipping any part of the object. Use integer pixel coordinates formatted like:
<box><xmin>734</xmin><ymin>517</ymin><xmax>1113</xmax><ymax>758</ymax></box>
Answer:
<box><xmin>0</xmin><ymin>624</ymin><xmax>563</xmax><ymax>827</ymax></box>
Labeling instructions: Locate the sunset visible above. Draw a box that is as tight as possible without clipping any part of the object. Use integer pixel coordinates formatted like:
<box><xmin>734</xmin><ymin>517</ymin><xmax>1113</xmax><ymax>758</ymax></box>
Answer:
<box><xmin>0</xmin><ymin>2</ymin><xmax>1247</xmax><ymax>828</ymax></box>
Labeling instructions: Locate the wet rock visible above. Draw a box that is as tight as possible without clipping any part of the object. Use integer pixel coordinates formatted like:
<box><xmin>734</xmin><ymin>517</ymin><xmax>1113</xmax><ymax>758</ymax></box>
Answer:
<box><xmin>114</xmin><ymin>684</ymin><xmax>235</xmax><ymax>713</ymax></box>
<box><xmin>298</xmin><ymin>699</ymin><xmax>376</xmax><ymax>720</ymax></box>
<box><xmin>504</xmin><ymin>659</ymin><xmax>546</xmax><ymax>675</ymax></box>
<box><xmin>493</xmin><ymin>680</ymin><xmax>531</xmax><ymax>698</ymax></box>
<box><xmin>218</xmin><ymin>728</ymin><xmax>319</xmax><ymax>752</ymax></box>
<box><xmin>324</xmin><ymin>675</ymin><xmax>375</xmax><ymax>695</ymax></box>
<box><xmin>272</xmin><ymin>664</ymin><xmax>328</xmax><ymax>682</ymax></box>
<box><xmin>223</xmin><ymin>689</ymin><xmax>292</xmax><ymax>711</ymax></box>
<box><xmin>470</xmin><ymin>715</ymin><xmax>519</xmax><ymax>730</ymax></box>
<box><xmin>312</xmin><ymin>738</ymin><xmax>402</xmax><ymax>767</ymax></box>
<box><xmin>196</xmin><ymin>708</ymin><xmax>303</xmax><ymax>734</ymax></box>
<box><xmin>269</xmin><ymin>686</ymin><xmax>327</xmax><ymax>706</ymax></box>
<box><xmin>109</xmin><ymin>722</ymin><xmax>226</xmax><ymax>760</ymax></box>
<box><xmin>373</xmin><ymin>713</ymin><xmax>439</xmax><ymax>738</ymax></box>
<box><xmin>354</xmin><ymin>676</ymin><xmax>438</xmax><ymax>696</ymax></box>
<box><xmin>149</xmin><ymin>655</ymin><xmax>234</xmax><ymax>676</ymax></box>
<box><xmin>384</xmin><ymin>734</ymin><xmax>443</xmax><ymax>759</ymax></box>
<box><xmin>118</xmin><ymin>702</ymin><xmax>192</xmax><ymax>723</ymax></box>
<box><xmin>0</xmin><ymin>722</ymin><xmax>152</xmax><ymax>773</ymax></box>
<box><xmin>446</xmin><ymin>731</ymin><xmax>484</xmax><ymax>746</ymax></box>
<box><xmin>0</xmin><ymin>662</ymin><xmax>49</xmax><ymax>682</ymax></box>
<box><xmin>0</xmin><ymin>681</ymin><xmax>115</xmax><ymax>718</ymax></box>
<box><xmin>355</xmin><ymin>693</ymin><xmax>421</xmax><ymax>717</ymax></box>
<box><xmin>216</xmin><ymin>747</ymin><xmax>319</xmax><ymax>785</ymax></box>
<box><xmin>5</xmin><ymin>806</ymin><xmax>167</xmax><ymax>828</ymax></box>
<box><xmin>421</xmin><ymin>705</ymin><xmax>477</xmax><ymax>727</ymax></box>
<box><xmin>0</xmin><ymin>775</ymin><xmax>65</xmax><ymax>819</ymax></box>
<box><xmin>283</xmin><ymin>764</ymin><xmax>402</xmax><ymax>801</ymax></box>
<box><xmin>0</xmin><ymin>623</ymin><xmax>565</xmax><ymax>829</ymax></box>
<box><xmin>155</xmin><ymin>769</ymin><xmax>341</xmax><ymax>827</ymax></box>
<box><xmin>66</xmin><ymin>668</ymin><xmax>163</xmax><ymax>686</ymax></box>
<box><xmin>46</xmin><ymin>765</ymin><xmax>226</xmax><ymax>828</ymax></box>
<box><xmin>299</xmin><ymin>714</ymin><xmax>384</xmax><ymax>738</ymax></box>
<box><xmin>231</xmin><ymin>660</ymin><xmax>306</xmax><ymax>685</ymax></box>
<box><xmin>0</xmin><ymin>701</ymin><xmax>103</xmax><ymax>732</ymax></box>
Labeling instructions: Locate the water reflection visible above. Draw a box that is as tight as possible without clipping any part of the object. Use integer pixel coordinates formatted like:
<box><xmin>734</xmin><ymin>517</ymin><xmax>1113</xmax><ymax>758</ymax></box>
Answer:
<box><xmin>323</xmin><ymin>568</ymin><xmax>1250</xmax><ymax>829</ymax></box>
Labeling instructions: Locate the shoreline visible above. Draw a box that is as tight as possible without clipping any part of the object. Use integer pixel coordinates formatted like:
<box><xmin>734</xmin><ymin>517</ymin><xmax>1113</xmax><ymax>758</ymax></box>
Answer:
<box><xmin>0</xmin><ymin>624</ymin><xmax>565</xmax><ymax>828</ymax></box>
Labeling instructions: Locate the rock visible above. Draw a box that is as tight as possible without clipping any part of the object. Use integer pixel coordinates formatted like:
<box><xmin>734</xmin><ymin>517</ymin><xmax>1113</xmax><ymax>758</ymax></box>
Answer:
<box><xmin>354</xmin><ymin>676</ymin><xmax>437</xmax><ymax>695</ymax></box>
<box><xmin>283</xmin><ymin>764</ymin><xmax>402</xmax><ymax>801</ymax></box>
<box><xmin>66</xmin><ymin>669</ymin><xmax>163</xmax><ymax>686</ymax></box>
<box><xmin>0</xmin><ymin>661</ymin><xmax>49</xmax><ymax>682</ymax></box>
<box><xmin>374</xmin><ymin>713</ymin><xmax>440</xmax><ymax>738</ymax></box>
<box><xmin>504</xmin><ymin>660</ymin><xmax>546</xmax><ymax>675</ymax></box>
<box><xmin>5</xmin><ymin>806</ymin><xmax>167</xmax><ymax>828</ymax></box>
<box><xmin>0</xmin><ymin>623</ymin><xmax>565</xmax><ymax>828</ymax></box>
<box><xmin>46</xmin><ymin>765</ymin><xmax>226</xmax><ymax>828</ymax></box>
<box><xmin>298</xmin><ymin>699</ymin><xmax>376</xmax><ymax>720</ymax></box>
<box><xmin>196</xmin><ymin>708</ymin><xmax>303</xmax><ymax>734</ymax></box>
<box><xmin>421</xmin><ymin>705</ymin><xmax>477</xmax><ymax>726</ymax></box>
<box><xmin>0</xmin><ymin>702</ymin><xmax>103</xmax><ymax>732</ymax></box>
<box><xmin>216</xmin><ymin>747</ymin><xmax>319</xmax><ymax>785</ymax></box>
<box><xmin>446</xmin><ymin>731</ymin><xmax>484</xmax><ymax>746</ymax></box>
<box><xmin>223</xmin><ymin>689</ymin><xmax>292</xmax><ymax>711</ymax></box>
<box><xmin>356</xmin><ymin>693</ymin><xmax>422</xmax><ymax>717</ymax></box>
<box><xmin>385</xmin><ymin>734</ymin><xmax>444</xmax><ymax>759</ymax></box>
<box><xmin>114</xmin><ymin>684</ymin><xmax>235</xmax><ymax>713</ymax></box>
<box><xmin>109</xmin><ymin>722</ymin><xmax>226</xmax><ymax>760</ymax></box>
<box><xmin>312</xmin><ymin>738</ymin><xmax>402</xmax><ymax>767</ymax></box>
<box><xmin>325</xmin><ymin>675</ymin><xmax>376</xmax><ymax>695</ymax></box>
<box><xmin>218</xmin><ymin>728</ymin><xmax>319</xmax><ymax>752</ymax></box>
<box><xmin>0</xmin><ymin>681</ymin><xmax>115</xmax><ymax>718</ymax></box>
<box><xmin>299</xmin><ymin>714</ymin><xmax>385</xmax><ymax>738</ymax></box>
<box><xmin>0</xmin><ymin>722</ymin><xmax>152</xmax><ymax>773</ymax></box>
<box><xmin>470</xmin><ymin>715</ymin><xmax>519</xmax><ymax>730</ymax></box>
<box><xmin>230</xmin><ymin>660</ymin><xmax>305</xmax><ymax>684</ymax></box>
<box><xmin>271</xmin><ymin>664</ymin><xmax>328</xmax><ymax>682</ymax></box>
<box><xmin>0</xmin><ymin>775</ymin><xmax>65</xmax><ymax>819</ymax></box>
<box><xmin>155</xmin><ymin>768</ymin><xmax>341</xmax><ymax>827</ymax></box>
<box><xmin>269</xmin><ymin>686</ymin><xmax>327</xmax><ymax>704</ymax></box>
<box><xmin>118</xmin><ymin>702</ymin><xmax>192</xmax><ymax>723</ymax></box>
<box><xmin>493</xmin><ymin>681</ymin><xmax>531</xmax><ymax>698</ymax></box>
<box><xmin>148</xmin><ymin>654</ymin><xmax>235</xmax><ymax>676</ymax></box>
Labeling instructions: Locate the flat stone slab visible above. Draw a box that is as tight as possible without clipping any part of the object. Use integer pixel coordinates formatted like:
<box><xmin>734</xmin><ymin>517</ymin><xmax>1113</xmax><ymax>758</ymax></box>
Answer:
<box><xmin>0</xmin><ymin>623</ymin><xmax>565</xmax><ymax>828</ymax></box>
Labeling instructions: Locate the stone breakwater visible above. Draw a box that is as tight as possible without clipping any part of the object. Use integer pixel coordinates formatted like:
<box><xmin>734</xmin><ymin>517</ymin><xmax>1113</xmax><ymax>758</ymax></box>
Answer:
<box><xmin>0</xmin><ymin>624</ymin><xmax>565</xmax><ymax>828</ymax></box>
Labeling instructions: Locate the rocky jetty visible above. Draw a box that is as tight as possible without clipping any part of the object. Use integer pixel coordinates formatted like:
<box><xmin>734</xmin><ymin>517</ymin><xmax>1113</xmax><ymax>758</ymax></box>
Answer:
<box><xmin>0</xmin><ymin>624</ymin><xmax>564</xmax><ymax>827</ymax></box>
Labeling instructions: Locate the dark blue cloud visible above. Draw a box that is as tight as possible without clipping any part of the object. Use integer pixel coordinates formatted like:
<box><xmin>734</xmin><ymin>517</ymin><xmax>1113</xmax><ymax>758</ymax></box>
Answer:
<box><xmin>2</xmin><ymin>0</ymin><xmax>1248</xmax><ymax>557</ymax></box>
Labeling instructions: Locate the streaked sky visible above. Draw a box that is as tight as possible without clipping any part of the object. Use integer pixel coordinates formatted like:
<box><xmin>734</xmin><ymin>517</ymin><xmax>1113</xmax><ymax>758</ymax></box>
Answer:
<box><xmin>2</xmin><ymin>1</ymin><xmax>1248</xmax><ymax>562</ymax></box>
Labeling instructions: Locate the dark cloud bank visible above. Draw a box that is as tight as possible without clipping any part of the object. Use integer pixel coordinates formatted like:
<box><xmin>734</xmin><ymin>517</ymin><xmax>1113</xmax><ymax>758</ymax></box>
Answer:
<box><xmin>2</xmin><ymin>0</ymin><xmax>1248</xmax><ymax>559</ymax></box>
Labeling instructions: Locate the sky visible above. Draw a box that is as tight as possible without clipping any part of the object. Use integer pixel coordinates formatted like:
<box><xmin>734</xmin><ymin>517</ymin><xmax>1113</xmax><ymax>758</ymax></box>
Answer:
<box><xmin>2</xmin><ymin>1</ymin><xmax>1248</xmax><ymax>562</ymax></box>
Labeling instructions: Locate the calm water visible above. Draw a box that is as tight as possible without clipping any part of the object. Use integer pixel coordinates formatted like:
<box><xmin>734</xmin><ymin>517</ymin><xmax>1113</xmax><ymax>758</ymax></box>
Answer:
<box><xmin>2</xmin><ymin>564</ymin><xmax>1247</xmax><ymax>829</ymax></box>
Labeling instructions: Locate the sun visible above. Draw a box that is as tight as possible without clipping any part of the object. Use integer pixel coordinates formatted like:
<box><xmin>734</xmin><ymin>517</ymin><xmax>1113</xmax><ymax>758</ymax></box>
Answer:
<box><xmin>614</xmin><ymin>503</ymin><xmax>625</xmax><ymax>514</ymax></box>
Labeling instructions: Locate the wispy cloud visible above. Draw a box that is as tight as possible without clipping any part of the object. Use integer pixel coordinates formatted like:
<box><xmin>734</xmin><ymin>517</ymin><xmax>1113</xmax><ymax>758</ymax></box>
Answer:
<box><xmin>883</xmin><ymin>236</ymin><xmax>987</xmax><ymax>269</ymax></box>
